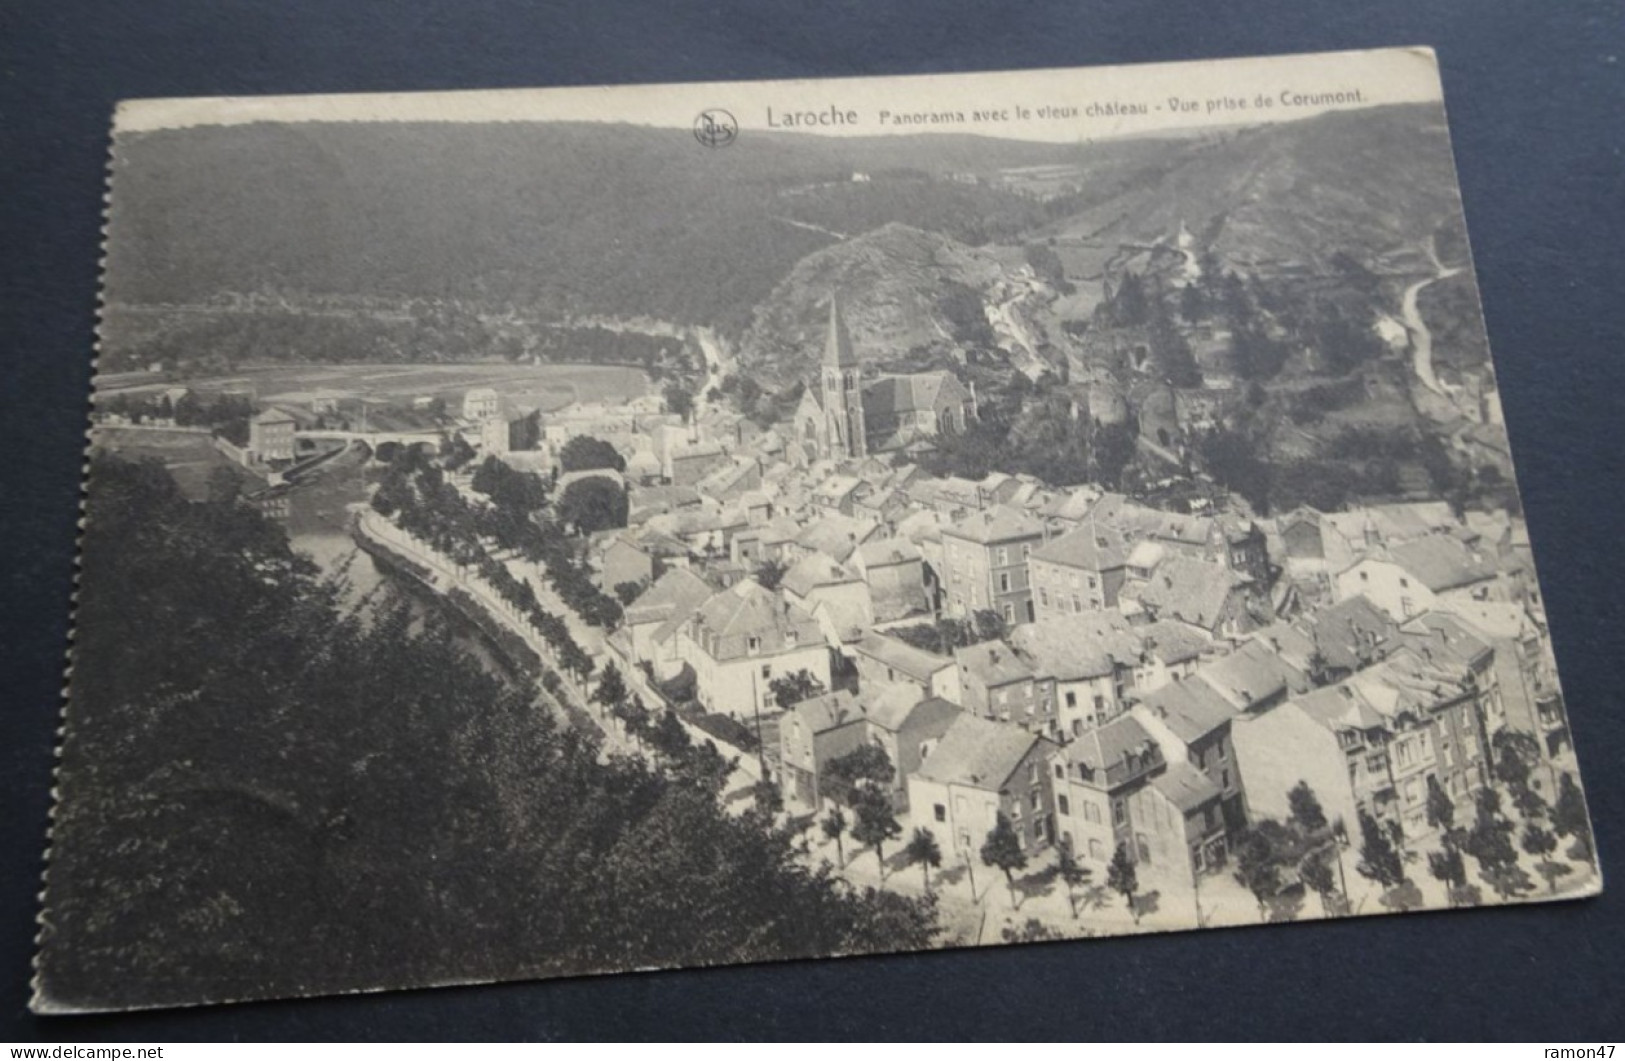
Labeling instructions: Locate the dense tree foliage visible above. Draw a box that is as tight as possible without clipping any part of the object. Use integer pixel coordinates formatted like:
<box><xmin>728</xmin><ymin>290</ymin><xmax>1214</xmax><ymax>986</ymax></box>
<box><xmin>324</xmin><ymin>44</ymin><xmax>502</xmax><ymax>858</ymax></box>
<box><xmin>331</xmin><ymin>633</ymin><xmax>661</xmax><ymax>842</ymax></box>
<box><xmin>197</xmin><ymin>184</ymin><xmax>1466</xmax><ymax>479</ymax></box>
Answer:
<box><xmin>41</xmin><ymin>455</ymin><xmax>940</xmax><ymax>1010</ymax></box>
<box><xmin>557</xmin><ymin>477</ymin><xmax>629</xmax><ymax>535</ymax></box>
<box><xmin>559</xmin><ymin>436</ymin><xmax>627</xmax><ymax>474</ymax></box>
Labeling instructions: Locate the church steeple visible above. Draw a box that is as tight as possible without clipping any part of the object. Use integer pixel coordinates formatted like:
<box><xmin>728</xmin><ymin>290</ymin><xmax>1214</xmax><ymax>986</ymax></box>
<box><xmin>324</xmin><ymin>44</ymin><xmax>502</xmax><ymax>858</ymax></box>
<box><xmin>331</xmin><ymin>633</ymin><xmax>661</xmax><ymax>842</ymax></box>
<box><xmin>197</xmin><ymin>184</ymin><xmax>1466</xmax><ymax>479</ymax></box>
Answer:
<box><xmin>824</xmin><ymin>294</ymin><xmax>860</xmax><ymax>369</ymax></box>
<box><xmin>820</xmin><ymin>293</ymin><xmax>866</xmax><ymax>460</ymax></box>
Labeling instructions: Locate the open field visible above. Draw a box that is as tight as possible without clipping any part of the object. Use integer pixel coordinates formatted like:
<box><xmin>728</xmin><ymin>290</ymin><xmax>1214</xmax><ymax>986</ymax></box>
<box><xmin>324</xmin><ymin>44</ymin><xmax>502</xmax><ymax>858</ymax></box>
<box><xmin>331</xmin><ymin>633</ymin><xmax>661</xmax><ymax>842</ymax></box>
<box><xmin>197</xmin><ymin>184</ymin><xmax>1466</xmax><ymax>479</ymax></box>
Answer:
<box><xmin>97</xmin><ymin>361</ymin><xmax>653</xmax><ymax>413</ymax></box>
<box><xmin>89</xmin><ymin>427</ymin><xmax>258</xmax><ymax>499</ymax></box>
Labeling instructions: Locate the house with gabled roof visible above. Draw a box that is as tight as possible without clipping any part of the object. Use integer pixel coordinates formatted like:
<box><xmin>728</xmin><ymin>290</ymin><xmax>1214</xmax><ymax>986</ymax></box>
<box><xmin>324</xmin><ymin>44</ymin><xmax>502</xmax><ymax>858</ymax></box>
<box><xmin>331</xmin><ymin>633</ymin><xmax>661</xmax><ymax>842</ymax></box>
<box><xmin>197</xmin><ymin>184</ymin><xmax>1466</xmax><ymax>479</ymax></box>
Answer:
<box><xmin>622</xmin><ymin>567</ymin><xmax>715</xmax><ymax>675</ymax></box>
<box><xmin>1334</xmin><ymin>534</ymin><xmax>1503</xmax><ymax>621</ymax></box>
<box><xmin>1134</xmin><ymin>673</ymin><xmax>1248</xmax><ymax>831</ymax></box>
<box><xmin>954</xmin><ymin>640</ymin><xmax>1054</xmax><ymax>736</ymax></box>
<box><xmin>856</xmin><ymin>686</ymin><xmax>962</xmax><ymax>810</ymax></box>
<box><xmin>1029</xmin><ymin>520</ymin><xmax>1130</xmax><ymax>618</ymax></box>
<box><xmin>852</xmin><ymin>536</ymin><xmax>932</xmax><ymax>624</ymax></box>
<box><xmin>907</xmin><ymin>714</ymin><xmax>1062</xmax><ymax>859</ymax></box>
<box><xmin>941</xmin><ymin>504</ymin><xmax>1048</xmax><ymax>625</ymax></box>
<box><xmin>850</xmin><ymin>631</ymin><xmax>959</xmax><ymax>703</ymax></box>
<box><xmin>676</xmin><ymin>581</ymin><xmax>830</xmax><ymax>718</ymax></box>
<box><xmin>1010</xmin><ymin>612</ymin><xmax>1143</xmax><ymax>739</ymax></box>
<box><xmin>779</xmin><ymin>690</ymin><xmax>868</xmax><ymax>812</ymax></box>
<box><xmin>1120</xmin><ymin>554</ymin><xmax>1269</xmax><ymax>640</ymax></box>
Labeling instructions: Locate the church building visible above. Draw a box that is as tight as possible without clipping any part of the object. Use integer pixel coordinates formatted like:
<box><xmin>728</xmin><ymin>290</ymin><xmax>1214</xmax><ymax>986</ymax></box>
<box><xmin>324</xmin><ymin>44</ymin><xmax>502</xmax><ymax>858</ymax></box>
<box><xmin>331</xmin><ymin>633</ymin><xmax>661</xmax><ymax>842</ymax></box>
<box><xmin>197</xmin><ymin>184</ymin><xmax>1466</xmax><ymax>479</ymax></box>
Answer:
<box><xmin>792</xmin><ymin>296</ymin><xmax>977</xmax><ymax>462</ymax></box>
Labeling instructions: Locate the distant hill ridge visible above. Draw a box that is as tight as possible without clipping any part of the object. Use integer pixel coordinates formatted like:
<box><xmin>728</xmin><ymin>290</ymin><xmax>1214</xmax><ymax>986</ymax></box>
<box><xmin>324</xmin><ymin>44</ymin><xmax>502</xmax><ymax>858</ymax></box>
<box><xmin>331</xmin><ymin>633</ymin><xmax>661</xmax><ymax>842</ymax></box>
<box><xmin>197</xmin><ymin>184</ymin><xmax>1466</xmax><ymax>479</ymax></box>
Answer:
<box><xmin>103</xmin><ymin>104</ymin><xmax>1461</xmax><ymax>380</ymax></box>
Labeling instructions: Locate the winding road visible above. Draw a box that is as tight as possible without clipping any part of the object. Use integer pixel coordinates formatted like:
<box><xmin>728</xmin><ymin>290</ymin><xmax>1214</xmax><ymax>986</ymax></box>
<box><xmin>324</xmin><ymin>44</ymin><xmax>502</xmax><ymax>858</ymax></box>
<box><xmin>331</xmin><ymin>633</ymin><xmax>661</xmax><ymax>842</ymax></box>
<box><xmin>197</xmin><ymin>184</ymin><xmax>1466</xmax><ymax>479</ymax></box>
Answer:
<box><xmin>1400</xmin><ymin>237</ymin><xmax>1464</xmax><ymax>396</ymax></box>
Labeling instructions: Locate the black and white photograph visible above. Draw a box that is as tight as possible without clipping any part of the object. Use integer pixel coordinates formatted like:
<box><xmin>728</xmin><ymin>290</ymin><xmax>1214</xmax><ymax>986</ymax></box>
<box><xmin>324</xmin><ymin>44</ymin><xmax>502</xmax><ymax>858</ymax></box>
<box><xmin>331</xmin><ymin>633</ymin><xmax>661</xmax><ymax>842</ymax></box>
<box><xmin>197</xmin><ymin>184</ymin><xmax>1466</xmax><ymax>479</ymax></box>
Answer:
<box><xmin>34</xmin><ymin>46</ymin><xmax>1602</xmax><ymax>1015</ymax></box>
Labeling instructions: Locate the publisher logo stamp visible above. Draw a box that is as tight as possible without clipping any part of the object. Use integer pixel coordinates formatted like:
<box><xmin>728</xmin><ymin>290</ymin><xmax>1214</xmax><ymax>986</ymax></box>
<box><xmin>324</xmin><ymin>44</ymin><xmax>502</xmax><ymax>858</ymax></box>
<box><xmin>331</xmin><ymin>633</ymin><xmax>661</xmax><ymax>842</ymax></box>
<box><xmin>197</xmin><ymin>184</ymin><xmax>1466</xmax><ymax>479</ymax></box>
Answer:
<box><xmin>694</xmin><ymin>109</ymin><xmax>738</xmax><ymax>148</ymax></box>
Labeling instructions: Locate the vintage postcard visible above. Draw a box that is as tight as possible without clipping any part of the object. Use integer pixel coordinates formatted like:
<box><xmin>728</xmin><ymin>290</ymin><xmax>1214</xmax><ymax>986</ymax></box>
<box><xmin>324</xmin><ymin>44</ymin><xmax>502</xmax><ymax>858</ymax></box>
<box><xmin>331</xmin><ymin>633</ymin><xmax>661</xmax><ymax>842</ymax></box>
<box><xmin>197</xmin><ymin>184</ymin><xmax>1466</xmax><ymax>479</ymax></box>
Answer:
<box><xmin>36</xmin><ymin>46</ymin><xmax>1600</xmax><ymax>1013</ymax></box>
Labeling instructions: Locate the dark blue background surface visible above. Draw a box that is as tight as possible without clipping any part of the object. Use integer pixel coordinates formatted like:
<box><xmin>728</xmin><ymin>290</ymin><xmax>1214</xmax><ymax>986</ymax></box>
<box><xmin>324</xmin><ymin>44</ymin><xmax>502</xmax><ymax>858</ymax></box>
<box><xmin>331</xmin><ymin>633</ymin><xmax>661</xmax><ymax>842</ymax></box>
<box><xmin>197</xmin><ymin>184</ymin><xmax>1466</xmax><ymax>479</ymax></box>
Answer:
<box><xmin>3</xmin><ymin>0</ymin><xmax>1622</xmax><ymax>1041</ymax></box>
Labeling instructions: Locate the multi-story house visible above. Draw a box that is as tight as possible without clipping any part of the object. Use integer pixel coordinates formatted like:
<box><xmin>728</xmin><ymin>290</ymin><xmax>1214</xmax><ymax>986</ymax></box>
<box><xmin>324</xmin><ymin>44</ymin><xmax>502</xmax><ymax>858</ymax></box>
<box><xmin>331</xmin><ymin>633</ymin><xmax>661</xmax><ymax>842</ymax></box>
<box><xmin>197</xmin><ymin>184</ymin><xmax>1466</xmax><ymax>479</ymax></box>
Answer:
<box><xmin>1134</xmin><ymin>675</ymin><xmax>1249</xmax><ymax>831</ymax></box>
<box><xmin>1029</xmin><ymin>522</ymin><xmax>1129</xmax><ymax>618</ymax></box>
<box><xmin>621</xmin><ymin>567</ymin><xmax>714</xmax><ymax>674</ymax></box>
<box><xmin>953</xmin><ymin>640</ymin><xmax>1055</xmax><ymax>735</ymax></box>
<box><xmin>1232</xmin><ymin>634</ymin><xmax>1498</xmax><ymax>840</ymax></box>
<box><xmin>852</xmin><ymin>537</ymin><xmax>932</xmax><ymax>624</ymax></box>
<box><xmin>248</xmin><ymin>407</ymin><xmax>297</xmax><ymax>463</ymax></box>
<box><xmin>676</xmin><ymin>581</ymin><xmax>830</xmax><ymax>719</ymax></box>
<box><xmin>1052</xmin><ymin>713</ymin><xmax>1164</xmax><ymax>865</ymax></box>
<box><xmin>779</xmin><ymin>690</ymin><xmax>868</xmax><ymax>812</ymax></box>
<box><xmin>1334</xmin><ymin>535</ymin><xmax>1502</xmax><ymax>621</ymax></box>
<box><xmin>850</xmin><ymin>631</ymin><xmax>959</xmax><ymax>703</ymax></box>
<box><xmin>1009</xmin><ymin>612</ymin><xmax>1143</xmax><ymax>739</ymax></box>
<box><xmin>1120</xmin><ymin>553</ymin><xmax>1269</xmax><ymax>641</ymax></box>
<box><xmin>908</xmin><ymin>714</ymin><xmax>1062</xmax><ymax>858</ymax></box>
<box><xmin>940</xmin><ymin>505</ymin><xmax>1047</xmax><ymax>624</ymax></box>
<box><xmin>855</xmin><ymin>685</ymin><xmax>962</xmax><ymax>811</ymax></box>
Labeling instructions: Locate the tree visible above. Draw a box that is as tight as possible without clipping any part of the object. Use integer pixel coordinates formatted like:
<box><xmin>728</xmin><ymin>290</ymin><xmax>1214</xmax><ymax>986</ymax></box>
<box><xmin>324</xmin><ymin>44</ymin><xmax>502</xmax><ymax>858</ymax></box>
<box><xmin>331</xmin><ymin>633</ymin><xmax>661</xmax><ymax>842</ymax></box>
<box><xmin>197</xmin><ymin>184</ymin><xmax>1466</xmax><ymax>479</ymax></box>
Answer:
<box><xmin>1492</xmin><ymin>729</ymin><xmax>1541</xmax><ymax>793</ymax></box>
<box><xmin>1355</xmin><ymin>810</ymin><xmax>1407</xmax><ymax>892</ymax></box>
<box><xmin>850</xmin><ymin>787</ymin><xmax>902</xmax><ymax>878</ymax></box>
<box><xmin>556</xmin><ymin>477</ymin><xmax>628</xmax><ymax>534</ymax></box>
<box><xmin>612</xmin><ymin>580</ymin><xmax>646</xmax><ymax>606</ymax></box>
<box><xmin>1552</xmin><ymin>774</ymin><xmax>1594</xmax><ymax>861</ymax></box>
<box><xmin>617</xmin><ymin>693</ymin><xmax>652</xmax><ymax>748</ymax></box>
<box><xmin>754</xmin><ymin>558</ymin><xmax>788</xmax><ymax>591</ymax></box>
<box><xmin>664</xmin><ymin>383</ymin><xmax>694</xmax><ymax>423</ymax></box>
<box><xmin>1300</xmin><ymin>850</ymin><xmax>1340</xmax><ymax>917</ymax></box>
<box><xmin>1233</xmin><ymin>828</ymin><xmax>1283</xmax><ymax>920</ymax></box>
<box><xmin>904</xmin><ymin>828</ymin><xmax>943</xmax><ymax>894</ymax></box>
<box><xmin>592</xmin><ymin>661</ymin><xmax>627</xmax><ymax>716</ymax></box>
<box><xmin>752</xmin><ymin>778</ymin><xmax>784</xmax><ymax>819</ymax></box>
<box><xmin>821</xmin><ymin>806</ymin><xmax>848</xmax><ymax>868</ymax></box>
<box><xmin>1428</xmin><ymin>843</ymin><xmax>1473</xmax><ymax>905</ymax></box>
<box><xmin>558</xmin><ymin>435</ymin><xmax>626</xmax><ymax>474</ymax></box>
<box><xmin>980</xmin><ymin>813</ymin><xmax>1028</xmax><ymax>906</ymax></box>
<box><xmin>1425</xmin><ymin>775</ymin><xmax>1456</xmax><ymax>833</ymax></box>
<box><xmin>823</xmin><ymin>743</ymin><xmax>895</xmax><ymax>807</ymax></box>
<box><xmin>1106</xmin><ymin>844</ymin><xmax>1141</xmax><ymax>924</ymax></box>
<box><xmin>48</xmin><ymin>454</ymin><xmax>944</xmax><ymax>1009</ymax></box>
<box><xmin>649</xmin><ymin>709</ymin><xmax>692</xmax><ymax>764</ymax></box>
<box><xmin>768</xmin><ymin>668</ymin><xmax>826</xmax><ymax>712</ymax></box>
<box><xmin>1521</xmin><ymin>823</ymin><xmax>1570</xmax><ymax>894</ymax></box>
<box><xmin>1287</xmin><ymin>781</ymin><xmax>1328</xmax><ymax>834</ymax></box>
<box><xmin>1056</xmin><ymin>845</ymin><xmax>1090</xmax><ymax>919</ymax></box>
<box><xmin>1462</xmin><ymin>798</ymin><xmax>1529</xmax><ymax>899</ymax></box>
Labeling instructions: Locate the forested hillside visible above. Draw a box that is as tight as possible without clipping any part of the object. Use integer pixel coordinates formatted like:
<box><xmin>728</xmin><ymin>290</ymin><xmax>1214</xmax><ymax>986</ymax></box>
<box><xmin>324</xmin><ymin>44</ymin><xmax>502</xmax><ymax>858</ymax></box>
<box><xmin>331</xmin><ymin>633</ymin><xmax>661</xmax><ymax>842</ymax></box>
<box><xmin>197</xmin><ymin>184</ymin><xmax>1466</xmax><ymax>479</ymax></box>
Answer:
<box><xmin>38</xmin><ymin>455</ymin><xmax>938</xmax><ymax>1011</ymax></box>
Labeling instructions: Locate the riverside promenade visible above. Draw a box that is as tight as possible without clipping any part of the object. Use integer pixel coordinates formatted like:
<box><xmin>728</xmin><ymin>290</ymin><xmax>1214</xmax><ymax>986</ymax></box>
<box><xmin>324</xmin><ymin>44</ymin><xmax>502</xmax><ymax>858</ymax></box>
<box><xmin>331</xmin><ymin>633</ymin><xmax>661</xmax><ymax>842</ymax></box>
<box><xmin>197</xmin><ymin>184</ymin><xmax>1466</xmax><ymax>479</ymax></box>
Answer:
<box><xmin>354</xmin><ymin>508</ymin><xmax>763</xmax><ymax>796</ymax></box>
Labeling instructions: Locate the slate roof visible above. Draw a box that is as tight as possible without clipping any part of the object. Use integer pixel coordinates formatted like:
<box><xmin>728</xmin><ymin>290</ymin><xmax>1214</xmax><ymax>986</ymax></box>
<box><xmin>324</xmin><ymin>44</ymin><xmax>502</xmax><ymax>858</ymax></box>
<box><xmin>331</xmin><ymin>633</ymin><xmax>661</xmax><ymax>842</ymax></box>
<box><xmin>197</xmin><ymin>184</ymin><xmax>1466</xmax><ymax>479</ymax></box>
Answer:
<box><xmin>853</xmin><ymin>631</ymin><xmax>954</xmax><ymax>683</ymax></box>
<box><xmin>689</xmin><ymin>581</ymin><xmax>822</xmax><ymax>661</ymax></box>
<box><xmin>1150</xmin><ymin>761</ymin><xmax>1224</xmax><ymax>813</ymax></box>
<box><xmin>1032</xmin><ymin>521</ymin><xmax>1128</xmax><ymax>571</ymax></box>
<box><xmin>1196</xmin><ymin>639</ymin><xmax>1308</xmax><ymax>711</ymax></box>
<box><xmin>1068</xmin><ymin>714</ymin><xmax>1162</xmax><ymax>788</ymax></box>
<box><xmin>954</xmin><ymin>641</ymin><xmax>1037</xmax><ymax>688</ymax></box>
<box><xmin>856</xmin><ymin>537</ymin><xmax>922</xmax><ymax>568</ymax></box>
<box><xmin>623</xmin><ymin>567</ymin><xmax>714</xmax><ymax>628</ymax></box>
<box><xmin>943</xmin><ymin>504</ymin><xmax>1046</xmax><ymax>546</ymax></box>
<box><xmin>1010</xmin><ymin>612</ymin><xmax>1141</xmax><ymax>681</ymax></box>
<box><xmin>1297</xmin><ymin>594</ymin><xmax>1397</xmax><ymax>671</ymax></box>
<box><xmin>791</xmin><ymin>690</ymin><xmax>864</xmax><ymax>734</ymax></box>
<box><xmin>858</xmin><ymin>686</ymin><xmax>961</xmax><ymax>734</ymax></box>
<box><xmin>1120</xmin><ymin>556</ymin><xmax>1248</xmax><ymax>631</ymax></box>
<box><xmin>914</xmin><ymin>714</ymin><xmax>1045</xmax><ymax>789</ymax></box>
<box><xmin>795</xmin><ymin>514</ymin><xmax>879</xmax><ymax>562</ymax></box>
<box><xmin>1138</xmin><ymin>620</ymin><xmax>1212</xmax><ymax>665</ymax></box>
<box><xmin>782</xmin><ymin>551</ymin><xmax>861</xmax><ymax>599</ymax></box>
<box><xmin>1386</xmin><ymin>536</ymin><xmax>1499</xmax><ymax>592</ymax></box>
<box><xmin>1137</xmin><ymin>677</ymin><xmax>1240</xmax><ymax>744</ymax></box>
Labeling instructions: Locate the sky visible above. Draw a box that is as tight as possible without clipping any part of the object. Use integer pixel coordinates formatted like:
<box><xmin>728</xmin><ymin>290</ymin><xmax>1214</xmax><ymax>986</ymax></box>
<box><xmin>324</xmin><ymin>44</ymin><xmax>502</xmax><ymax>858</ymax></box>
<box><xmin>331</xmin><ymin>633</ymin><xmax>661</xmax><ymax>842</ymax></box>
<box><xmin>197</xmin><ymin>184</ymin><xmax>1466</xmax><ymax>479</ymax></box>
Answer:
<box><xmin>115</xmin><ymin>46</ymin><xmax>1445</xmax><ymax>143</ymax></box>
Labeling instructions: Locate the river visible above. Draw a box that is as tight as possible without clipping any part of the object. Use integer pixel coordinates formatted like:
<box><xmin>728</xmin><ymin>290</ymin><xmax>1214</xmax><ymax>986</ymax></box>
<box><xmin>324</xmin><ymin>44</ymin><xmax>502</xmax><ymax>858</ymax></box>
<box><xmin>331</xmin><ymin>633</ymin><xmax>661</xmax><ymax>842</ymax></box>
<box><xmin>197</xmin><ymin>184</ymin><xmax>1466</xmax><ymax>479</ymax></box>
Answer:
<box><xmin>272</xmin><ymin>446</ymin><xmax>512</xmax><ymax>679</ymax></box>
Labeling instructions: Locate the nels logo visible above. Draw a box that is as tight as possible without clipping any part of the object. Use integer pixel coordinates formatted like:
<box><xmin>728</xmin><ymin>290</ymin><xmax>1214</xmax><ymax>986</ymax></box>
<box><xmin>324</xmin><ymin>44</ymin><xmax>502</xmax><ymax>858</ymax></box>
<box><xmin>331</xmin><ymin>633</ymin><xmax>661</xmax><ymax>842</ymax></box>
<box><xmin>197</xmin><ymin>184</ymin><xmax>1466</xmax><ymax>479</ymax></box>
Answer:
<box><xmin>693</xmin><ymin>109</ymin><xmax>738</xmax><ymax>148</ymax></box>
